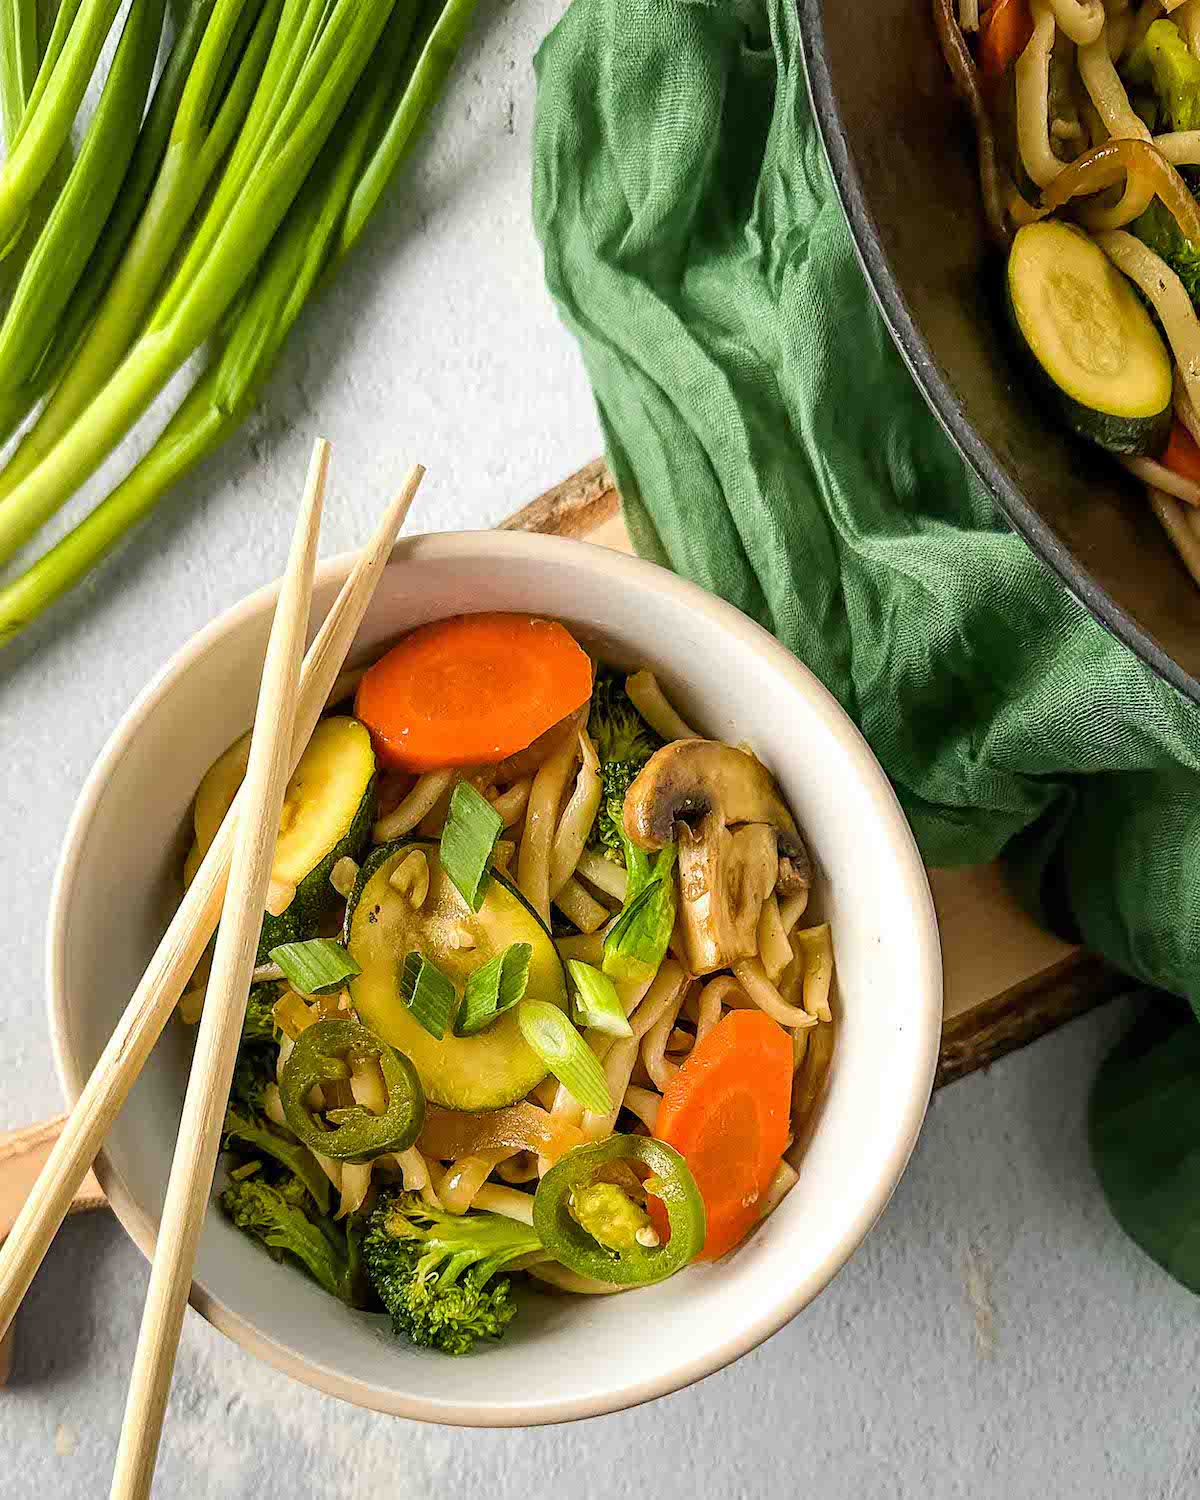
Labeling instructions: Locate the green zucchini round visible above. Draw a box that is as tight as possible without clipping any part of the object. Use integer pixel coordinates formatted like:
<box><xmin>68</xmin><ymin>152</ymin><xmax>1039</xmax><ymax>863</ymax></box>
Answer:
<box><xmin>343</xmin><ymin>841</ymin><xmax>568</xmax><ymax>1110</ymax></box>
<box><xmin>183</xmin><ymin>716</ymin><xmax>377</xmax><ymax>960</ymax></box>
<box><xmin>1007</xmin><ymin>220</ymin><xmax>1173</xmax><ymax>456</ymax></box>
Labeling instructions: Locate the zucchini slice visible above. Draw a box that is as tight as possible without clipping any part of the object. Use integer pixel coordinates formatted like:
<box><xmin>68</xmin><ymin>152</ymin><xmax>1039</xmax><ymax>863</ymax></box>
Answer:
<box><xmin>344</xmin><ymin>842</ymin><xmax>568</xmax><ymax>1110</ymax></box>
<box><xmin>184</xmin><ymin>716</ymin><xmax>377</xmax><ymax>956</ymax></box>
<box><xmin>1007</xmin><ymin>221</ymin><xmax>1172</xmax><ymax>456</ymax></box>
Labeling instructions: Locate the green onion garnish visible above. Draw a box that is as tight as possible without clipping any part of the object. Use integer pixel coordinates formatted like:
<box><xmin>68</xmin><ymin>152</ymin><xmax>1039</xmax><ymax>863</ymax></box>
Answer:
<box><xmin>603</xmin><ymin>843</ymin><xmax>678</xmax><ymax>984</ymax></box>
<box><xmin>268</xmin><ymin>939</ymin><xmax>361</xmax><ymax>996</ymax></box>
<box><xmin>399</xmin><ymin>951</ymin><xmax>457</xmax><ymax>1040</ymax></box>
<box><xmin>517</xmin><ymin>1000</ymin><xmax>612</xmax><ymax>1115</ymax></box>
<box><xmin>568</xmin><ymin>960</ymin><xmax>633</xmax><ymax>1038</ymax></box>
<box><xmin>440</xmin><ymin>781</ymin><xmax>504</xmax><ymax>911</ymax></box>
<box><xmin>457</xmin><ymin>942</ymin><xmax>533</xmax><ymax>1037</ymax></box>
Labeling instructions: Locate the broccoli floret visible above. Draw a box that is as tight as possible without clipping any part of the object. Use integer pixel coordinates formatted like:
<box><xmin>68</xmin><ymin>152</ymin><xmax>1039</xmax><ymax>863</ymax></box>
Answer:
<box><xmin>1126</xmin><ymin>19</ymin><xmax>1200</xmax><ymax>133</ymax></box>
<box><xmin>223</xmin><ymin>1104</ymin><xmax>332</xmax><ymax>1213</ymax></box>
<box><xmin>244</xmin><ymin>982</ymin><xmax>281</xmax><ymax>1043</ymax></box>
<box><xmin>1134</xmin><ymin>195</ymin><xmax>1200</xmax><ymax>306</ymax></box>
<box><xmin>587</xmin><ymin>669</ymin><xmax>663</xmax><ymax>855</ymax></box>
<box><xmin>227</xmin><ymin>983</ymin><xmax>282</xmax><ymax>1114</ymax></box>
<box><xmin>229</xmin><ymin>1042</ymin><xmax>273</xmax><ymax>1115</ymax></box>
<box><xmin>363</xmin><ymin>1191</ymin><xmax>542</xmax><ymax>1355</ymax></box>
<box><xmin>221</xmin><ymin>1172</ymin><xmax>358</xmax><ymax>1302</ymax></box>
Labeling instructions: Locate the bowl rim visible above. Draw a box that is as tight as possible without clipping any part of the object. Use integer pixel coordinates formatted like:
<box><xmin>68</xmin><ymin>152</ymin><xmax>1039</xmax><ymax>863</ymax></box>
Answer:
<box><xmin>796</xmin><ymin>0</ymin><xmax>1200</xmax><ymax>708</ymax></box>
<box><xmin>46</xmin><ymin>529</ymin><xmax>942</xmax><ymax>1427</ymax></box>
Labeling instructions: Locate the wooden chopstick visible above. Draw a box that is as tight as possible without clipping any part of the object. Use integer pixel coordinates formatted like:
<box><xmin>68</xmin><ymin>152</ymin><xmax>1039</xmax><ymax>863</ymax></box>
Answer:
<box><xmin>0</xmin><ymin>460</ymin><xmax>424</xmax><ymax>1349</ymax></box>
<box><xmin>109</xmin><ymin>439</ymin><xmax>328</xmax><ymax>1498</ymax></box>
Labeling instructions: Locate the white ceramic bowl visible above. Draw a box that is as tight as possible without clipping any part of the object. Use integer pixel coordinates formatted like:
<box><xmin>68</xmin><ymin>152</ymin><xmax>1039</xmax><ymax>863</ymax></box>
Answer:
<box><xmin>48</xmin><ymin>531</ymin><xmax>941</xmax><ymax>1426</ymax></box>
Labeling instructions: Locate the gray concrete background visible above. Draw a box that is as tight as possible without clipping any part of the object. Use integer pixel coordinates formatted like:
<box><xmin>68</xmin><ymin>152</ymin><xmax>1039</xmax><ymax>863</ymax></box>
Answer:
<box><xmin>2</xmin><ymin>2</ymin><xmax>1196</xmax><ymax>1494</ymax></box>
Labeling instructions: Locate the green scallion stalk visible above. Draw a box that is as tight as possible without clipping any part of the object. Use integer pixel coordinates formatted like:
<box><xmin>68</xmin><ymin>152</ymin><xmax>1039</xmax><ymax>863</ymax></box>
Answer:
<box><xmin>268</xmin><ymin>938</ymin><xmax>361</xmax><ymax>995</ymax></box>
<box><xmin>568</xmin><ymin>960</ymin><xmax>633</xmax><ymax>1038</ymax></box>
<box><xmin>0</xmin><ymin>0</ymin><xmax>398</xmax><ymax>566</ymax></box>
<box><xmin>0</xmin><ymin>0</ymin><xmax>421</xmax><ymax>642</ymax></box>
<box><xmin>440</xmin><ymin>781</ymin><xmax>504</xmax><ymax>911</ymax></box>
<box><xmin>517</xmin><ymin>1001</ymin><xmax>612</xmax><ymax>1115</ymax></box>
<box><xmin>0</xmin><ymin>0</ymin><xmax>478</xmax><ymax>641</ymax></box>
<box><xmin>0</xmin><ymin>0</ymin><xmax>125</xmax><ymax>256</ymax></box>
<box><xmin>457</xmin><ymin>942</ymin><xmax>532</xmax><ymax>1037</ymax></box>
<box><xmin>399</xmin><ymin>951</ymin><xmax>457</xmax><ymax>1040</ymax></box>
<box><xmin>338</xmin><ymin>0</ymin><xmax>479</xmax><ymax>258</ymax></box>
<box><xmin>0</xmin><ymin>0</ymin><xmax>230</xmax><ymax>434</ymax></box>
<box><xmin>0</xmin><ymin>0</ymin><xmax>166</xmax><ymax>402</ymax></box>
<box><xmin>0</xmin><ymin>0</ymin><xmax>281</xmax><ymax>498</ymax></box>
<box><xmin>0</xmin><ymin>0</ymin><xmax>39</xmax><ymax>147</ymax></box>
<box><xmin>602</xmin><ymin>844</ymin><xmax>678</xmax><ymax>985</ymax></box>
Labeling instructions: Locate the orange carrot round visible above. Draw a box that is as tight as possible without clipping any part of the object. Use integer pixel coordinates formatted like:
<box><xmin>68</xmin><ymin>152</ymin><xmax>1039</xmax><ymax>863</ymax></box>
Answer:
<box><xmin>649</xmin><ymin>1009</ymin><xmax>794</xmax><ymax>1260</ymax></box>
<box><xmin>355</xmin><ymin>612</ymin><xmax>593</xmax><ymax>771</ymax></box>
<box><xmin>1163</xmin><ymin>421</ymin><xmax>1200</xmax><ymax>488</ymax></box>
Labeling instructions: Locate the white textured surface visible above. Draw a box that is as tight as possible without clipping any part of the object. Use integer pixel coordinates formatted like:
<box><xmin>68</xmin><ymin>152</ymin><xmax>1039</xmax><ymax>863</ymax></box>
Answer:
<box><xmin>0</xmin><ymin>2</ymin><xmax>1196</xmax><ymax>1491</ymax></box>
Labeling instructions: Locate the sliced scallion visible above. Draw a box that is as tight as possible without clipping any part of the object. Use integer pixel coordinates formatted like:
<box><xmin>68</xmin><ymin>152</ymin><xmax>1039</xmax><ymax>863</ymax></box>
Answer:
<box><xmin>440</xmin><ymin>780</ymin><xmax>503</xmax><ymax>910</ymax></box>
<box><xmin>399</xmin><ymin>950</ymin><xmax>457</xmax><ymax>1040</ymax></box>
<box><xmin>268</xmin><ymin>938</ymin><xmax>361</xmax><ymax>996</ymax></box>
<box><xmin>603</xmin><ymin>843</ymin><xmax>678</xmax><ymax>985</ymax></box>
<box><xmin>457</xmin><ymin>942</ymin><xmax>532</xmax><ymax>1036</ymax></box>
<box><xmin>568</xmin><ymin>960</ymin><xmax>633</xmax><ymax>1038</ymax></box>
<box><xmin>517</xmin><ymin>1000</ymin><xmax>612</xmax><ymax>1115</ymax></box>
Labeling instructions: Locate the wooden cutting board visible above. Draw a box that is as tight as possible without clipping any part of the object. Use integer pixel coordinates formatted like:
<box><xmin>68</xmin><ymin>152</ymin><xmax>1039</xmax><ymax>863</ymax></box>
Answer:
<box><xmin>0</xmin><ymin>456</ymin><xmax>1130</xmax><ymax>1292</ymax></box>
<box><xmin>504</xmin><ymin>460</ymin><xmax>1131</xmax><ymax>1085</ymax></box>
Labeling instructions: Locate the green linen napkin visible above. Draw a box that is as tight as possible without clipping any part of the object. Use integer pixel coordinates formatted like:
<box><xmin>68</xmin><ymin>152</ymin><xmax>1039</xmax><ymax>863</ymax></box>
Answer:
<box><xmin>532</xmin><ymin>0</ymin><xmax>1200</xmax><ymax>1000</ymax></box>
<box><xmin>531</xmin><ymin>0</ymin><xmax>1200</xmax><ymax>1282</ymax></box>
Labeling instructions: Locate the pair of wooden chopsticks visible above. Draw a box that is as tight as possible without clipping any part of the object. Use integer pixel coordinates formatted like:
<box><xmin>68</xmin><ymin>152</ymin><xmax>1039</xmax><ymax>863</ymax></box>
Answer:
<box><xmin>0</xmin><ymin>438</ymin><xmax>424</xmax><ymax>1497</ymax></box>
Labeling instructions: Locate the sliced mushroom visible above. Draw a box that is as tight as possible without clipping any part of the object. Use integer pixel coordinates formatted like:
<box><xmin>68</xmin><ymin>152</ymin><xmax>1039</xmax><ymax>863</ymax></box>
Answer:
<box><xmin>624</xmin><ymin>741</ymin><xmax>813</xmax><ymax>975</ymax></box>
<box><xmin>676</xmin><ymin>818</ymin><xmax>778</xmax><ymax>974</ymax></box>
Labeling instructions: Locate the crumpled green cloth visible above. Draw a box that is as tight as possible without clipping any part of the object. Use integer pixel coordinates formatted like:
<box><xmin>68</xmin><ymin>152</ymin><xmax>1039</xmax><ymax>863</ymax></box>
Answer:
<box><xmin>532</xmin><ymin>0</ymin><xmax>1200</xmax><ymax>1008</ymax></box>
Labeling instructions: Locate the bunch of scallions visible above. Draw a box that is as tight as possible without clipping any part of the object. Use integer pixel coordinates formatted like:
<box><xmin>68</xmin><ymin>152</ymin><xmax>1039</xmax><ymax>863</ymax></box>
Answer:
<box><xmin>0</xmin><ymin>0</ymin><xmax>477</xmax><ymax>642</ymax></box>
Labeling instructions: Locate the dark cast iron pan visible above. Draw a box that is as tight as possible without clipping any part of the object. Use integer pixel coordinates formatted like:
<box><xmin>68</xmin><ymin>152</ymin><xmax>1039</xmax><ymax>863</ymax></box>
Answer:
<box><xmin>798</xmin><ymin>0</ymin><xmax>1200</xmax><ymax>705</ymax></box>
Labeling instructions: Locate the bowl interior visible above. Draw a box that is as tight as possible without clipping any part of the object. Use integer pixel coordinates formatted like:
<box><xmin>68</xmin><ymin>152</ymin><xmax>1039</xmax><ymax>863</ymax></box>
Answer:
<box><xmin>800</xmin><ymin>0</ymin><xmax>1200</xmax><ymax>703</ymax></box>
<box><xmin>49</xmin><ymin>533</ymin><xmax>940</xmax><ymax>1425</ymax></box>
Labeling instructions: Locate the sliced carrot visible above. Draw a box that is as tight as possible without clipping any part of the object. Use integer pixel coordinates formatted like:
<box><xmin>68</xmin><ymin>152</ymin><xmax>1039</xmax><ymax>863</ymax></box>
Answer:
<box><xmin>1163</xmin><ymin>421</ymin><xmax>1200</xmax><ymax>487</ymax></box>
<box><xmin>978</xmin><ymin>0</ymin><xmax>1033</xmax><ymax>82</ymax></box>
<box><xmin>649</xmin><ymin>1009</ymin><xmax>794</xmax><ymax>1261</ymax></box>
<box><xmin>354</xmin><ymin>612</ymin><xmax>593</xmax><ymax>772</ymax></box>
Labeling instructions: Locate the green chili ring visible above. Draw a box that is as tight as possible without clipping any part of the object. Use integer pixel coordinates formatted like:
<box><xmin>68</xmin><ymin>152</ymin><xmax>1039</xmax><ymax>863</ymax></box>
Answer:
<box><xmin>533</xmin><ymin>1135</ymin><xmax>705</xmax><ymax>1286</ymax></box>
<box><xmin>280</xmin><ymin>1018</ymin><xmax>424</xmax><ymax>1162</ymax></box>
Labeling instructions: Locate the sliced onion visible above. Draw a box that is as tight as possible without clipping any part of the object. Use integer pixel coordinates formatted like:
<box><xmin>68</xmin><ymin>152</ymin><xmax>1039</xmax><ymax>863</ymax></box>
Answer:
<box><xmin>1042</xmin><ymin>141</ymin><xmax>1200</xmax><ymax>245</ymax></box>
<box><xmin>417</xmin><ymin>1101</ymin><xmax>584</xmax><ymax>1162</ymax></box>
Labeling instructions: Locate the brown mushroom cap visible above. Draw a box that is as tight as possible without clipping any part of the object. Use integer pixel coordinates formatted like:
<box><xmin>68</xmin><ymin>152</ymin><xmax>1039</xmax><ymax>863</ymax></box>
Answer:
<box><xmin>623</xmin><ymin>741</ymin><xmax>814</xmax><ymax>976</ymax></box>
<box><xmin>624</xmin><ymin>740</ymin><xmax>804</xmax><ymax>854</ymax></box>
